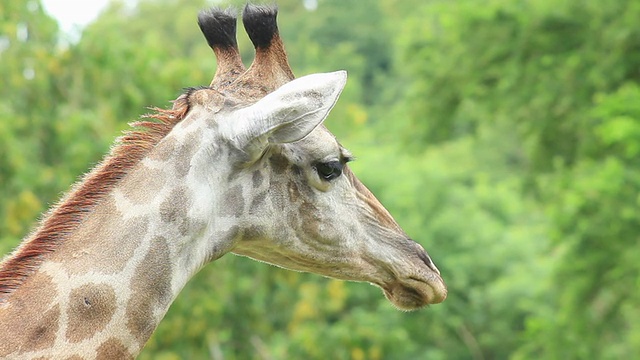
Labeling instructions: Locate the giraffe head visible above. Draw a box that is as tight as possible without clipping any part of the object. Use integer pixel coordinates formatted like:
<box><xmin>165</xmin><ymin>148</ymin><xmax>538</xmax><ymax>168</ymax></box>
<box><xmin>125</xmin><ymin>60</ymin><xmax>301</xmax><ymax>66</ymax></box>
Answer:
<box><xmin>0</xmin><ymin>6</ymin><xmax>447</xmax><ymax>359</ymax></box>
<box><xmin>185</xmin><ymin>5</ymin><xmax>446</xmax><ymax>310</ymax></box>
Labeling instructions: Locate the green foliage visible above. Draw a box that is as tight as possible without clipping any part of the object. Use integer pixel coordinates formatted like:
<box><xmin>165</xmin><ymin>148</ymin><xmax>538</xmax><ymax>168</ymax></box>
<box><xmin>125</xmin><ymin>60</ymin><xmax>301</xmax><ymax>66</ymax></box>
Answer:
<box><xmin>2</xmin><ymin>0</ymin><xmax>640</xmax><ymax>358</ymax></box>
<box><xmin>518</xmin><ymin>83</ymin><xmax>640</xmax><ymax>359</ymax></box>
<box><xmin>398</xmin><ymin>0</ymin><xmax>640</xmax><ymax>171</ymax></box>
<box><xmin>0</xmin><ymin>0</ymin><xmax>61</xmax><ymax>248</ymax></box>
<box><xmin>393</xmin><ymin>0</ymin><xmax>640</xmax><ymax>358</ymax></box>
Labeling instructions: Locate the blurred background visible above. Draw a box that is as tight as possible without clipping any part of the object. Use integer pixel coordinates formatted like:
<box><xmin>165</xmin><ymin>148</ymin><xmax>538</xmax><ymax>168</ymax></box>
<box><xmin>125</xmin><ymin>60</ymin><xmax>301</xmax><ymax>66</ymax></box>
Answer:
<box><xmin>2</xmin><ymin>0</ymin><xmax>640</xmax><ymax>358</ymax></box>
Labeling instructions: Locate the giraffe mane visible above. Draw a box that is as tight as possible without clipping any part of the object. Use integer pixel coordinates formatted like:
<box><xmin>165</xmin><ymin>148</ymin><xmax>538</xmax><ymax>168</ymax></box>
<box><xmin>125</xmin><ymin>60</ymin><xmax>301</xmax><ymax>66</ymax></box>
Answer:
<box><xmin>0</xmin><ymin>96</ymin><xmax>191</xmax><ymax>301</ymax></box>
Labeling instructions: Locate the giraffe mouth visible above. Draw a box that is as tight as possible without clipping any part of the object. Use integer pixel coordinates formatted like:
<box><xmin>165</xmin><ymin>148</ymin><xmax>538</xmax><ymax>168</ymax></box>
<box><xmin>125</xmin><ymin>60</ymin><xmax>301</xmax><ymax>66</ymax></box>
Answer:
<box><xmin>376</xmin><ymin>241</ymin><xmax>447</xmax><ymax>310</ymax></box>
<box><xmin>381</xmin><ymin>273</ymin><xmax>447</xmax><ymax>310</ymax></box>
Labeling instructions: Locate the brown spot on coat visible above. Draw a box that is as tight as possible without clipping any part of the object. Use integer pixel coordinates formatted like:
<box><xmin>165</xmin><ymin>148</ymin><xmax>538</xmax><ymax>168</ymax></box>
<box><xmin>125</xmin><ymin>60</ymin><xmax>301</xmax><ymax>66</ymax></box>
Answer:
<box><xmin>249</xmin><ymin>191</ymin><xmax>267</xmax><ymax>214</ymax></box>
<box><xmin>220</xmin><ymin>184</ymin><xmax>244</xmax><ymax>216</ymax></box>
<box><xmin>160</xmin><ymin>187</ymin><xmax>187</xmax><ymax>222</ymax></box>
<box><xmin>299</xmin><ymin>202</ymin><xmax>320</xmax><ymax>236</ymax></box>
<box><xmin>288</xmin><ymin>180</ymin><xmax>301</xmax><ymax>202</ymax></box>
<box><xmin>51</xmin><ymin>199</ymin><xmax>149</xmax><ymax>275</ymax></box>
<box><xmin>252</xmin><ymin>170</ymin><xmax>264</xmax><ymax>188</ymax></box>
<box><xmin>269</xmin><ymin>153</ymin><xmax>289</xmax><ymax>174</ymax></box>
<box><xmin>173</xmin><ymin>132</ymin><xmax>203</xmax><ymax>178</ymax></box>
<box><xmin>148</xmin><ymin>136</ymin><xmax>177</xmax><ymax>162</ymax></box>
<box><xmin>23</xmin><ymin>304</ymin><xmax>60</xmax><ymax>352</ymax></box>
<box><xmin>66</xmin><ymin>283</ymin><xmax>117</xmax><ymax>343</ymax></box>
<box><xmin>286</xmin><ymin>208</ymin><xmax>300</xmax><ymax>230</ymax></box>
<box><xmin>160</xmin><ymin>187</ymin><xmax>192</xmax><ymax>236</ymax></box>
<box><xmin>126</xmin><ymin>236</ymin><xmax>172</xmax><ymax>345</ymax></box>
<box><xmin>96</xmin><ymin>338</ymin><xmax>133</xmax><ymax>360</ymax></box>
<box><xmin>0</xmin><ymin>271</ymin><xmax>58</xmax><ymax>356</ymax></box>
<box><xmin>119</xmin><ymin>164</ymin><xmax>167</xmax><ymax>205</ymax></box>
<box><xmin>243</xmin><ymin>225</ymin><xmax>267</xmax><ymax>241</ymax></box>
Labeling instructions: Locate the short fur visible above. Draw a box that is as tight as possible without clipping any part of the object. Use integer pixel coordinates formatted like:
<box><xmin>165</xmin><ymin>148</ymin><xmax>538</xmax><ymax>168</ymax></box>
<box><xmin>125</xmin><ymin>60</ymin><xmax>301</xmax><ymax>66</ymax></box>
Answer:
<box><xmin>0</xmin><ymin>98</ymin><xmax>191</xmax><ymax>301</ymax></box>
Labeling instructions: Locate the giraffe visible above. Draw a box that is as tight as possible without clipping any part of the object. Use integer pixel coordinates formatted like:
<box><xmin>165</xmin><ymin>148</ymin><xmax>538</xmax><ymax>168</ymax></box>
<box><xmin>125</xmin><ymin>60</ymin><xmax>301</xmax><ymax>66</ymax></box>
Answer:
<box><xmin>0</xmin><ymin>5</ymin><xmax>446</xmax><ymax>359</ymax></box>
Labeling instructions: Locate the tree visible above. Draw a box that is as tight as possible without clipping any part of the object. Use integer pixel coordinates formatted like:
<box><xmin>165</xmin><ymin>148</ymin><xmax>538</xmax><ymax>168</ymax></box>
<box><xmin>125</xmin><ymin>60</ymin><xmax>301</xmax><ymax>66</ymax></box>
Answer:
<box><xmin>4</xmin><ymin>0</ymin><xmax>640</xmax><ymax>358</ymax></box>
<box><xmin>395</xmin><ymin>0</ymin><xmax>640</xmax><ymax>357</ymax></box>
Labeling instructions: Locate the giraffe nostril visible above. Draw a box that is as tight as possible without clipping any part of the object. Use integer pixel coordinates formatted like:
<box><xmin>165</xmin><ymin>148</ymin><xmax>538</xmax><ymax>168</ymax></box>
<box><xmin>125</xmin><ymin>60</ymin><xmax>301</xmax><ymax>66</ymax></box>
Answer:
<box><xmin>411</xmin><ymin>240</ymin><xmax>440</xmax><ymax>275</ymax></box>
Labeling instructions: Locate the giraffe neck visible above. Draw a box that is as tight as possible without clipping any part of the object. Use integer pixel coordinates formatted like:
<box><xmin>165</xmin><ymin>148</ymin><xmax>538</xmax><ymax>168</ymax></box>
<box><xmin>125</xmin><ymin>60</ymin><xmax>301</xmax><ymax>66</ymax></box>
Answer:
<box><xmin>0</xmin><ymin>116</ymin><xmax>241</xmax><ymax>358</ymax></box>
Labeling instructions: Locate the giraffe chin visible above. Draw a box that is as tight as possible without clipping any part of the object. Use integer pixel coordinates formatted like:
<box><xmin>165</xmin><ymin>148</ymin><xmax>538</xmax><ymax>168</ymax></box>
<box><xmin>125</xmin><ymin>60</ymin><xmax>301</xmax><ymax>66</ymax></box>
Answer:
<box><xmin>381</xmin><ymin>275</ymin><xmax>448</xmax><ymax>311</ymax></box>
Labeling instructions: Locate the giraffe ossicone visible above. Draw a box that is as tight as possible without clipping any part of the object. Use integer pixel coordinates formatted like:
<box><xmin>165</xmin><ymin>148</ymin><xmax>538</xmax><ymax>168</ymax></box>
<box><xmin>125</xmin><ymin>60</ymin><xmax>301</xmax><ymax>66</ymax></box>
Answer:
<box><xmin>0</xmin><ymin>5</ymin><xmax>446</xmax><ymax>359</ymax></box>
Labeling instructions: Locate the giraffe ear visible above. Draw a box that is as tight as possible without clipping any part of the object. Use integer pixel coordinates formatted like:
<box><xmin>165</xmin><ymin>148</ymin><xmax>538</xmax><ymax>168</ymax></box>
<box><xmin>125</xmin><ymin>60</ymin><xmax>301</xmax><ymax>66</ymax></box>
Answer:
<box><xmin>224</xmin><ymin>71</ymin><xmax>347</xmax><ymax>156</ymax></box>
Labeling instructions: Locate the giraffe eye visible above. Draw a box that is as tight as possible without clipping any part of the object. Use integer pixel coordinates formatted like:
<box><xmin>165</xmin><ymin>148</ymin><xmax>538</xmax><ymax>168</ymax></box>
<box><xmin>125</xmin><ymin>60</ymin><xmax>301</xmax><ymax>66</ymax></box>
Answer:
<box><xmin>315</xmin><ymin>161</ymin><xmax>343</xmax><ymax>181</ymax></box>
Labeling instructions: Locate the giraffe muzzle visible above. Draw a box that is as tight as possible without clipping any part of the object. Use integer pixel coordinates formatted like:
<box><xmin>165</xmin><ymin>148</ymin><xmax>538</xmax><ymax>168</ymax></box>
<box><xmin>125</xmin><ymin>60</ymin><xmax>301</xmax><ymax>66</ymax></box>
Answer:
<box><xmin>377</xmin><ymin>240</ymin><xmax>447</xmax><ymax>310</ymax></box>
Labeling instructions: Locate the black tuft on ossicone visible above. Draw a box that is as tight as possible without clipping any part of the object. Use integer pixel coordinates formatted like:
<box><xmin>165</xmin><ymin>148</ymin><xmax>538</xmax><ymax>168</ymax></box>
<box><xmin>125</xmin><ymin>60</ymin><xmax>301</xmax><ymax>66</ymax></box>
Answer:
<box><xmin>197</xmin><ymin>7</ymin><xmax>238</xmax><ymax>49</ymax></box>
<box><xmin>242</xmin><ymin>4</ymin><xmax>279</xmax><ymax>49</ymax></box>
